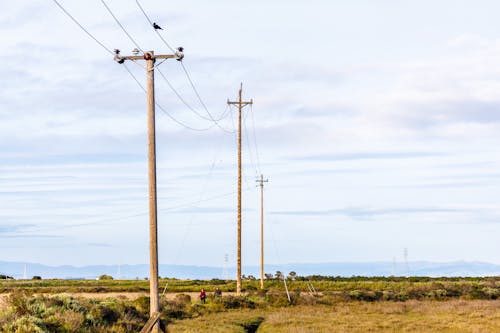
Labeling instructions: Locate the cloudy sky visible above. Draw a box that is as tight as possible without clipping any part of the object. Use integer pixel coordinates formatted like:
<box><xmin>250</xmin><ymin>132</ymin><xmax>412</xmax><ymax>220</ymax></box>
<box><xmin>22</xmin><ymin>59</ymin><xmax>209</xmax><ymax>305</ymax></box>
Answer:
<box><xmin>1</xmin><ymin>0</ymin><xmax>499</xmax><ymax>270</ymax></box>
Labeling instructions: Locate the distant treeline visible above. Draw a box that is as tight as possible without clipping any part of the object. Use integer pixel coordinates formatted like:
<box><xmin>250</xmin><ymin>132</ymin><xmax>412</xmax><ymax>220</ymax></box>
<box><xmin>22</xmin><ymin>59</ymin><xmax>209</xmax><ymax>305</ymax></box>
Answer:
<box><xmin>295</xmin><ymin>275</ymin><xmax>500</xmax><ymax>282</ymax></box>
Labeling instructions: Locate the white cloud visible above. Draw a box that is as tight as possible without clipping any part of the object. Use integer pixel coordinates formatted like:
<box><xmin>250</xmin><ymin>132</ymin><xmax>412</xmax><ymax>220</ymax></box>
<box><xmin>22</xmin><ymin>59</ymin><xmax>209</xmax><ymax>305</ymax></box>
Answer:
<box><xmin>1</xmin><ymin>1</ymin><xmax>499</xmax><ymax>266</ymax></box>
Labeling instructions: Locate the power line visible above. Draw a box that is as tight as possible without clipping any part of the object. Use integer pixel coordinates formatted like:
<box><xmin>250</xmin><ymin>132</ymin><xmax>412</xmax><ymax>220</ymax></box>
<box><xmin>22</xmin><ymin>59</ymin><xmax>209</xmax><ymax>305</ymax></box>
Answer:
<box><xmin>96</xmin><ymin>0</ymin><xmax>222</xmax><ymax>131</ymax></box>
<box><xmin>135</xmin><ymin>0</ymin><xmax>176</xmax><ymax>53</ymax></box>
<box><xmin>156</xmin><ymin>67</ymin><xmax>233</xmax><ymax>129</ymax></box>
<box><xmin>50</xmin><ymin>0</ymin><xmax>114</xmax><ymax>55</ymax></box>
<box><xmin>172</xmin><ymin>144</ymin><xmax>226</xmax><ymax>265</ymax></box>
<box><xmin>50</xmin><ymin>0</ymin><xmax>213</xmax><ymax>131</ymax></box>
<box><xmin>99</xmin><ymin>0</ymin><xmax>144</xmax><ymax>53</ymax></box>
<box><xmin>123</xmin><ymin>64</ymin><xmax>216</xmax><ymax>131</ymax></box>
<box><xmin>180</xmin><ymin>62</ymin><xmax>235</xmax><ymax>131</ymax></box>
<box><xmin>243</xmin><ymin>112</ymin><xmax>258</xmax><ymax>176</ymax></box>
<box><xmin>36</xmin><ymin>188</ymin><xmax>248</xmax><ymax>232</ymax></box>
<box><xmin>133</xmin><ymin>0</ymin><xmax>232</xmax><ymax>132</ymax></box>
<box><xmin>249</xmin><ymin>104</ymin><xmax>262</xmax><ymax>174</ymax></box>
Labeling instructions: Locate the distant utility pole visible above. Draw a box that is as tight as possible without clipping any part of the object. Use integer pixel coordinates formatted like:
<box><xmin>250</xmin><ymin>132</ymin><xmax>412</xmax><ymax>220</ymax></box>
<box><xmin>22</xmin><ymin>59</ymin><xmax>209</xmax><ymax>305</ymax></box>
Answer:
<box><xmin>227</xmin><ymin>84</ymin><xmax>253</xmax><ymax>295</ymax></box>
<box><xmin>257</xmin><ymin>174</ymin><xmax>268</xmax><ymax>290</ymax></box>
<box><xmin>116</xmin><ymin>50</ymin><xmax>179</xmax><ymax>333</ymax></box>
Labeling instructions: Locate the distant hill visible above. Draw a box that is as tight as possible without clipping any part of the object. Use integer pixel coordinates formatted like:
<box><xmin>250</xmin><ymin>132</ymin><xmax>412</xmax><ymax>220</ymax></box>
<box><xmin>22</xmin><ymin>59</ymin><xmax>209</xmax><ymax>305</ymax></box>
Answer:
<box><xmin>0</xmin><ymin>261</ymin><xmax>498</xmax><ymax>280</ymax></box>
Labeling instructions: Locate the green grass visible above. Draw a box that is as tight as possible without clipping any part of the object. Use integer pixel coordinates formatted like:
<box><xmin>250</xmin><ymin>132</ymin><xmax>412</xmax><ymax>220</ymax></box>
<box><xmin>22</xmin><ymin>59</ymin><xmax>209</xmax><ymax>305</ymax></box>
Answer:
<box><xmin>1</xmin><ymin>277</ymin><xmax>498</xmax><ymax>299</ymax></box>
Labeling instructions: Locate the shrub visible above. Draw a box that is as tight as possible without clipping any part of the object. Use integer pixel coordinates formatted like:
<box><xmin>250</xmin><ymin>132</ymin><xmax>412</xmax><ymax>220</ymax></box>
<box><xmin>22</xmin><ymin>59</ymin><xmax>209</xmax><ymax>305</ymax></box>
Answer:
<box><xmin>235</xmin><ymin>316</ymin><xmax>264</xmax><ymax>333</ymax></box>
<box><xmin>348</xmin><ymin>290</ymin><xmax>383</xmax><ymax>302</ymax></box>
<box><xmin>161</xmin><ymin>295</ymin><xmax>192</xmax><ymax>320</ymax></box>
<box><xmin>215</xmin><ymin>296</ymin><xmax>256</xmax><ymax>309</ymax></box>
<box><xmin>265</xmin><ymin>291</ymin><xmax>292</xmax><ymax>307</ymax></box>
<box><xmin>3</xmin><ymin>315</ymin><xmax>47</xmax><ymax>333</ymax></box>
<box><xmin>8</xmin><ymin>291</ymin><xmax>32</xmax><ymax>316</ymax></box>
<box><xmin>173</xmin><ymin>293</ymin><xmax>191</xmax><ymax>305</ymax></box>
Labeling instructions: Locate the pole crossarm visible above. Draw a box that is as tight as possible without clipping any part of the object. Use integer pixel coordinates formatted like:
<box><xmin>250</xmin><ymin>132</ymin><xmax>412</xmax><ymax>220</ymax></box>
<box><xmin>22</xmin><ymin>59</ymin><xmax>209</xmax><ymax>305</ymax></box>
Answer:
<box><xmin>114</xmin><ymin>49</ymin><xmax>181</xmax><ymax>64</ymax></box>
<box><xmin>120</xmin><ymin>54</ymin><xmax>177</xmax><ymax>61</ymax></box>
<box><xmin>256</xmin><ymin>175</ymin><xmax>268</xmax><ymax>187</ymax></box>
<box><xmin>227</xmin><ymin>101</ymin><xmax>253</xmax><ymax>106</ymax></box>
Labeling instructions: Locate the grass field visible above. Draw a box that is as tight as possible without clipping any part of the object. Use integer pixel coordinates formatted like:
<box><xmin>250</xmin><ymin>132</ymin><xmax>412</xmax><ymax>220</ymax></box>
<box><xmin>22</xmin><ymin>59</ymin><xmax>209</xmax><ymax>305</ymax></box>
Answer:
<box><xmin>168</xmin><ymin>301</ymin><xmax>500</xmax><ymax>333</ymax></box>
<box><xmin>0</xmin><ymin>277</ymin><xmax>499</xmax><ymax>332</ymax></box>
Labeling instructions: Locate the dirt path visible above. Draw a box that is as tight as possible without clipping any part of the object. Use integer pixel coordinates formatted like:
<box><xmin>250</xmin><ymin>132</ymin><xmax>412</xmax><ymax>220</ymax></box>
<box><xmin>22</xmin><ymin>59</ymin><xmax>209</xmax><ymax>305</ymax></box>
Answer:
<box><xmin>0</xmin><ymin>294</ymin><xmax>7</xmax><ymax>309</ymax></box>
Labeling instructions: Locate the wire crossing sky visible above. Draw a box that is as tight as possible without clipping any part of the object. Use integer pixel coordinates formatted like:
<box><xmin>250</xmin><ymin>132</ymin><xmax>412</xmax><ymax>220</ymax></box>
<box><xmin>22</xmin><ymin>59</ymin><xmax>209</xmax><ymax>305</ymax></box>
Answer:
<box><xmin>0</xmin><ymin>0</ymin><xmax>499</xmax><ymax>267</ymax></box>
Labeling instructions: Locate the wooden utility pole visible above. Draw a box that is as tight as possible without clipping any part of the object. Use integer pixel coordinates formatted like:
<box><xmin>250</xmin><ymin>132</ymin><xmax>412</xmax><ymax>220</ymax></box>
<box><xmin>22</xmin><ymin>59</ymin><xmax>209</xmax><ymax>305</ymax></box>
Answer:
<box><xmin>116</xmin><ymin>50</ymin><xmax>178</xmax><ymax>333</ymax></box>
<box><xmin>257</xmin><ymin>174</ymin><xmax>268</xmax><ymax>290</ymax></box>
<box><xmin>227</xmin><ymin>84</ymin><xmax>252</xmax><ymax>295</ymax></box>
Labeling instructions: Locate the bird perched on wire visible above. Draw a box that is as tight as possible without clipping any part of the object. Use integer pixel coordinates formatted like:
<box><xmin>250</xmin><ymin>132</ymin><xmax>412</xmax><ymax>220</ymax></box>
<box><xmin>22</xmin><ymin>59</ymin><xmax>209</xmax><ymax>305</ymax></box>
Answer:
<box><xmin>175</xmin><ymin>47</ymin><xmax>184</xmax><ymax>61</ymax></box>
<box><xmin>153</xmin><ymin>22</ymin><xmax>163</xmax><ymax>30</ymax></box>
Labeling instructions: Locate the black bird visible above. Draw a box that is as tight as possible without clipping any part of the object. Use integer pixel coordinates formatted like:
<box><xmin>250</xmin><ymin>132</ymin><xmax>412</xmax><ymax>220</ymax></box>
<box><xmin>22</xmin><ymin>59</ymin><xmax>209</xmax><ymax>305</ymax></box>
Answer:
<box><xmin>153</xmin><ymin>22</ymin><xmax>163</xmax><ymax>30</ymax></box>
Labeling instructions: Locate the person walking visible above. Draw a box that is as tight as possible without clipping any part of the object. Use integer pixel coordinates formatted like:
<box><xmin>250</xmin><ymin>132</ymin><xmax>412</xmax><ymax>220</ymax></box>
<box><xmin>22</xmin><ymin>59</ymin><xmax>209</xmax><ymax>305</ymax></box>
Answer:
<box><xmin>200</xmin><ymin>288</ymin><xmax>207</xmax><ymax>304</ymax></box>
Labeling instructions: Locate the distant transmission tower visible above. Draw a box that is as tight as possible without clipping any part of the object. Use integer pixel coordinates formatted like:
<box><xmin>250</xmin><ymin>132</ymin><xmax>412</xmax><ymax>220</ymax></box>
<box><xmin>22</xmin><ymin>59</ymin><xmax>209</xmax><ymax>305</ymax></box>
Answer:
<box><xmin>404</xmin><ymin>248</ymin><xmax>409</xmax><ymax>277</ymax></box>
<box><xmin>222</xmin><ymin>254</ymin><xmax>229</xmax><ymax>280</ymax></box>
<box><xmin>23</xmin><ymin>264</ymin><xmax>27</xmax><ymax>280</ymax></box>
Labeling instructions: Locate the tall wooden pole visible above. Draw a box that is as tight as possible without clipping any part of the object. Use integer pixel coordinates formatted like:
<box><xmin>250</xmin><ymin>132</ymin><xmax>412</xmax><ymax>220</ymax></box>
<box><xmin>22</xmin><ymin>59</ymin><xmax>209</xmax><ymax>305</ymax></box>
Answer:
<box><xmin>257</xmin><ymin>174</ymin><xmax>268</xmax><ymax>290</ymax></box>
<box><xmin>117</xmin><ymin>50</ymin><xmax>177</xmax><ymax>333</ymax></box>
<box><xmin>237</xmin><ymin>86</ymin><xmax>242</xmax><ymax>295</ymax></box>
<box><xmin>228</xmin><ymin>84</ymin><xmax>252</xmax><ymax>295</ymax></box>
<box><xmin>146</xmin><ymin>52</ymin><xmax>160</xmax><ymax>333</ymax></box>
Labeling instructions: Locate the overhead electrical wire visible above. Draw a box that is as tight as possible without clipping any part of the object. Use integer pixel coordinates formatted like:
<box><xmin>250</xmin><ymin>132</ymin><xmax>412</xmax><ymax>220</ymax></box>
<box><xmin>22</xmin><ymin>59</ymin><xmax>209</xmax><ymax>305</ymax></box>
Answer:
<box><xmin>172</xmin><ymin>149</ymin><xmax>225</xmax><ymax>265</ymax></box>
<box><xmin>135</xmin><ymin>0</ymin><xmax>176</xmax><ymax>53</ymax></box>
<box><xmin>50</xmin><ymin>0</ymin><xmax>216</xmax><ymax>131</ymax></box>
<box><xmin>180</xmin><ymin>62</ymin><xmax>235</xmax><ymax>130</ymax></box>
<box><xmin>100</xmin><ymin>0</ymin><xmax>232</xmax><ymax>131</ymax></box>
<box><xmin>133</xmin><ymin>0</ymin><xmax>233</xmax><ymax>132</ymax></box>
<box><xmin>51</xmin><ymin>0</ymin><xmax>114</xmax><ymax>56</ymax></box>
<box><xmin>36</xmin><ymin>189</ymin><xmax>248</xmax><ymax>231</ymax></box>
<box><xmin>123</xmin><ymin>64</ymin><xmax>216</xmax><ymax>131</ymax></box>
<box><xmin>156</xmin><ymin>67</ymin><xmax>233</xmax><ymax>126</ymax></box>
<box><xmin>249</xmin><ymin>104</ymin><xmax>262</xmax><ymax>174</ymax></box>
<box><xmin>99</xmin><ymin>0</ymin><xmax>144</xmax><ymax>53</ymax></box>
<box><xmin>243</xmin><ymin>112</ymin><xmax>258</xmax><ymax>176</ymax></box>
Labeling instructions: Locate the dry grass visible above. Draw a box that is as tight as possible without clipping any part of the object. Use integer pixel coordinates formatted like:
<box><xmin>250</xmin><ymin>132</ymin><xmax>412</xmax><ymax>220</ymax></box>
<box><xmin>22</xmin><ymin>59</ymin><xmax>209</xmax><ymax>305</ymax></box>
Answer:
<box><xmin>166</xmin><ymin>300</ymin><xmax>500</xmax><ymax>333</ymax></box>
<box><xmin>258</xmin><ymin>300</ymin><xmax>500</xmax><ymax>333</ymax></box>
<box><xmin>167</xmin><ymin>309</ymin><xmax>266</xmax><ymax>333</ymax></box>
<box><xmin>0</xmin><ymin>295</ymin><xmax>6</xmax><ymax>309</ymax></box>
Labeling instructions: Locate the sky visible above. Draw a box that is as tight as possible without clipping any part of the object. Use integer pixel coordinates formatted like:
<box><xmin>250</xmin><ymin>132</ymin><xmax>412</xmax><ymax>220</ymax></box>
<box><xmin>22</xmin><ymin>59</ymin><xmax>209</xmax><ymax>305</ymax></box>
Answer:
<box><xmin>1</xmin><ymin>0</ymin><xmax>499</xmax><ymax>269</ymax></box>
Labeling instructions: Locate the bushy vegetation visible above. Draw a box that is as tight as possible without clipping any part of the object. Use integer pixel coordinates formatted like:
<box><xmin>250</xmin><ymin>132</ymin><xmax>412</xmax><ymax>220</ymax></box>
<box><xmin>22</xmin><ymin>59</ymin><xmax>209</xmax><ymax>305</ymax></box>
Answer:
<box><xmin>0</xmin><ymin>292</ymin><xmax>150</xmax><ymax>332</ymax></box>
<box><xmin>1</xmin><ymin>276</ymin><xmax>499</xmax><ymax>296</ymax></box>
<box><xmin>0</xmin><ymin>277</ymin><xmax>499</xmax><ymax>332</ymax></box>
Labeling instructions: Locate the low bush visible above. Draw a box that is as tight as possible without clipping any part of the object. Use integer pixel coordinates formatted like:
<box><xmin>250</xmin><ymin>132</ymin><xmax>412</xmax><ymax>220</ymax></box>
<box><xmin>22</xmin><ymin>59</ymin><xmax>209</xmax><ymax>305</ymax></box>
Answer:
<box><xmin>214</xmin><ymin>296</ymin><xmax>256</xmax><ymax>309</ymax></box>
